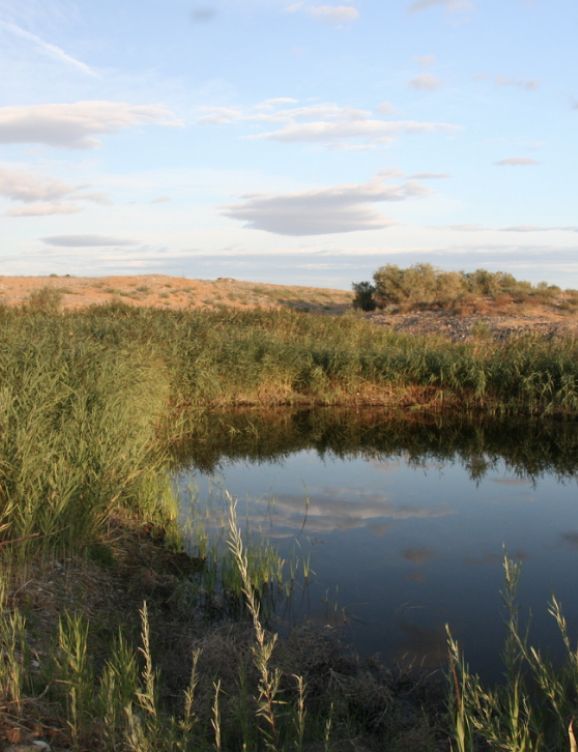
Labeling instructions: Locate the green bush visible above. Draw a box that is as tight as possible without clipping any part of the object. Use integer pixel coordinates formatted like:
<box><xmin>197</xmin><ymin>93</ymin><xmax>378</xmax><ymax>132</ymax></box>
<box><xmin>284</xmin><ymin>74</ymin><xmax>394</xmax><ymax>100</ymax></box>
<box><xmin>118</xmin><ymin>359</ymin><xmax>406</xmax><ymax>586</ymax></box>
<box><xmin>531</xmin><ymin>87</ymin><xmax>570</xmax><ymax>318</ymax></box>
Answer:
<box><xmin>351</xmin><ymin>281</ymin><xmax>376</xmax><ymax>311</ymax></box>
<box><xmin>354</xmin><ymin>264</ymin><xmax>577</xmax><ymax>312</ymax></box>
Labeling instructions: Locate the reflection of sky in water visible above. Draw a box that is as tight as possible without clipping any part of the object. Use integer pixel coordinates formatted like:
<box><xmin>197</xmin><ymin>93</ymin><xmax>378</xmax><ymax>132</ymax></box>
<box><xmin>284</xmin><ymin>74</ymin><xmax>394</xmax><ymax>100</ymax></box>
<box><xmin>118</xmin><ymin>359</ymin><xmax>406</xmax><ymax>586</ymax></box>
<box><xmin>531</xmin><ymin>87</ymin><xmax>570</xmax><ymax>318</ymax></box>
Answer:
<box><xmin>175</xmin><ymin>449</ymin><xmax>578</xmax><ymax>679</ymax></box>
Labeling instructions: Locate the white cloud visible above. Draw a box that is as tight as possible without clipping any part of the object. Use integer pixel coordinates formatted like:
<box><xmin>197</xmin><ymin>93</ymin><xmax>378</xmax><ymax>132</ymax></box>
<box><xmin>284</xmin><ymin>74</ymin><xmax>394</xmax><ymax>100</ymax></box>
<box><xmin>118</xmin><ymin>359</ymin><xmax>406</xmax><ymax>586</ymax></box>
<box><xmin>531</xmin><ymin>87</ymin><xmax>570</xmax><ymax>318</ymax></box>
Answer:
<box><xmin>0</xmin><ymin>166</ymin><xmax>76</xmax><ymax>203</ymax></box>
<box><xmin>495</xmin><ymin>157</ymin><xmax>539</xmax><ymax>166</ymax></box>
<box><xmin>0</xmin><ymin>101</ymin><xmax>182</xmax><ymax>149</ymax></box>
<box><xmin>253</xmin><ymin>118</ymin><xmax>454</xmax><ymax>145</ymax></box>
<box><xmin>416</xmin><ymin>54</ymin><xmax>437</xmax><ymax>67</ymax></box>
<box><xmin>495</xmin><ymin>75</ymin><xmax>539</xmax><ymax>92</ymax></box>
<box><xmin>199</xmin><ymin>98</ymin><xmax>457</xmax><ymax>149</ymax></box>
<box><xmin>502</xmin><ymin>225</ymin><xmax>578</xmax><ymax>233</ymax></box>
<box><xmin>409</xmin><ymin>0</ymin><xmax>472</xmax><ymax>12</ymax></box>
<box><xmin>287</xmin><ymin>3</ymin><xmax>360</xmax><ymax>24</ymax></box>
<box><xmin>7</xmin><ymin>202</ymin><xmax>82</xmax><ymax>217</ymax></box>
<box><xmin>0</xmin><ymin>19</ymin><xmax>97</xmax><ymax>77</ymax></box>
<box><xmin>0</xmin><ymin>164</ymin><xmax>109</xmax><ymax>216</ymax></box>
<box><xmin>409</xmin><ymin>73</ymin><xmax>442</xmax><ymax>91</ymax></box>
<box><xmin>410</xmin><ymin>172</ymin><xmax>449</xmax><ymax>179</ymax></box>
<box><xmin>445</xmin><ymin>224</ymin><xmax>578</xmax><ymax>233</ymax></box>
<box><xmin>223</xmin><ymin>175</ymin><xmax>428</xmax><ymax>235</ymax></box>
<box><xmin>43</xmin><ymin>235</ymin><xmax>137</xmax><ymax>247</ymax></box>
<box><xmin>377</xmin><ymin>101</ymin><xmax>396</xmax><ymax>114</ymax></box>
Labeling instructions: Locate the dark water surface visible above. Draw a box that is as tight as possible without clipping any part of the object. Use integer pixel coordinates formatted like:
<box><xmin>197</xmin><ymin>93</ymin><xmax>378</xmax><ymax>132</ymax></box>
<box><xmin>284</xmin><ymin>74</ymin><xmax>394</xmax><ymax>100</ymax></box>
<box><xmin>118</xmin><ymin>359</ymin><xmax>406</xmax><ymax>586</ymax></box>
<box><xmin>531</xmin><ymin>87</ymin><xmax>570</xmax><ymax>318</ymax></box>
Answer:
<box><xmin>174</xmin><ymin>410</ymin><xmax>578</xmax><ymax>679</ymax></box>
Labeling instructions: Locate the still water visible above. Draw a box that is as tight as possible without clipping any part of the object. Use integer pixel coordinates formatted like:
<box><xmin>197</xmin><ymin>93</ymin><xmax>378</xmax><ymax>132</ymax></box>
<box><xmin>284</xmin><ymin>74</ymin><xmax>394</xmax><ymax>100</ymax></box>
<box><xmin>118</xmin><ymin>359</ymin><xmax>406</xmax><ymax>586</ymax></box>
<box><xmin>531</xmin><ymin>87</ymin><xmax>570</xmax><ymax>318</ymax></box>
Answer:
<box><xmin>174</xmin><ymin>410</ymin><xmax>578</xmax><ymax>678</ymax></box>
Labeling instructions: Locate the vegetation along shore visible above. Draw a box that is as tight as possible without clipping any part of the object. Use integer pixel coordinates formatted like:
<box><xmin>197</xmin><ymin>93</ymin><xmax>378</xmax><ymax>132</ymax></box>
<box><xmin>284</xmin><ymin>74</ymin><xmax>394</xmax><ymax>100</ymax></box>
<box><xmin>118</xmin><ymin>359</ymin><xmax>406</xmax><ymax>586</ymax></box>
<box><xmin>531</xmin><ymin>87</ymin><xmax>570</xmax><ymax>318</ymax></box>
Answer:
<box><xmin>1</xmin><ymin>270</ymin><xmax>578</xmax><ymax>750</ymax></box>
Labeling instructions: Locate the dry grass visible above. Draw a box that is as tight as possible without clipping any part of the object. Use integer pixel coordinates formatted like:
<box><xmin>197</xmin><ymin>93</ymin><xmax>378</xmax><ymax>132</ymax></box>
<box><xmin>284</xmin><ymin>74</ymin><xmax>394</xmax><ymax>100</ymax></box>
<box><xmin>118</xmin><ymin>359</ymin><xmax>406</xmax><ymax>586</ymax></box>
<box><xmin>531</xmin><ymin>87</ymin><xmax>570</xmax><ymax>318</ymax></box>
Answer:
<box><xmin>0</xmin><ymin>274</ymin><xmax>352</xmax><ymax>314</ymax></box>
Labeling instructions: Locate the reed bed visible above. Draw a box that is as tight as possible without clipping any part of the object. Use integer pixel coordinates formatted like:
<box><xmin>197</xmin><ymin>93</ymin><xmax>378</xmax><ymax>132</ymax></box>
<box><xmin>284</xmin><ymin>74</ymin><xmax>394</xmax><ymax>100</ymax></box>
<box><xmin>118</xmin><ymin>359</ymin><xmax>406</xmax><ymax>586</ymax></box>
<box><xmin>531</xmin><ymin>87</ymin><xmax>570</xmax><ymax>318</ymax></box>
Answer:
<box><xmin>0</xmin><ymin>301</ymin><xmax>576</xmax><ymax>555</ymax></box>
<box><xmin>0</xmin><ymin>301</ymin><xmax>577</xmax><ymax>557</ymax></box>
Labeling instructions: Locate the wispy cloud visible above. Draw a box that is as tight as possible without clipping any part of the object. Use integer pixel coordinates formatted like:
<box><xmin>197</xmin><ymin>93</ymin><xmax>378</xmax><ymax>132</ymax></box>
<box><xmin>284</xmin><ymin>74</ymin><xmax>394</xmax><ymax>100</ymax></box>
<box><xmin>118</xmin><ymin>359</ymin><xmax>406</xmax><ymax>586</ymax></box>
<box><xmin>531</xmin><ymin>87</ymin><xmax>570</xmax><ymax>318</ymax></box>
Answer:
<box><xmin>0</xmin><ymin>18</ymin><xmax>98</xmax><ymax>77</ymax></box>
<box><xmin>199</xmin><ymin>98</ymin><xmax>457</xmax><ymax>149</ymax></box>
<box><xmin>223</xmin><ymin>174</ymin><xmax>428</xmax><ymax>236</ymax></box>
<box><xmin>0</xmin><ymin>164</ymin><xmax>108</xmax><ymax>216</ymax></box>
<box><xmin>286</xmin><ymin>3</ymin><xmax>360</xmax><ymax>24</ymax></box>
<box><xmin>0</xmin><ymin>101</ymin><xmax>182</xmax><ymax>149</ymax></box>
<box><xmin>409</xmin><ymin>0</ymin><xmax>473</xmax><ymax>12</ymax></box>
<box><xmin>7</xmin><ymin>202</ymin><xmax>82</xmax><ymax>217</ymax></box>
<box><xmin>495</xmin><ymin>157</ymin><xmax>539</xmax><ymax>167</ymax></box>
<box><xmin>501</xmin><ymin>225</ymin><xmax>578</xmax><ymax>233</ymax></box>
<box><xmin>409</xmin><ymin>73</ymin><xmax>442</xmax><ymax>91</ymax></box>
<box><xmin>43</xmin><ymin>235</ymin><xmax>137</xmax><ymax>247</ymax></box>
<box><xmin>410</xmin><ymin>172</ymin><xmax>449</xmax><ymax>179</ymax></box>
<box><xmin>190</xmin><ymin>5</ymin><xmax>218</xmax><ymax>23</ymax></box>
<box><xmin>446</xmin><ymin>224</ymin><xmax>578</xmax><ymax>233</ymax></box>
<box><xmin>495</xmin><ymin>75</ymin><xmax>539</xmax><ymax>92</ymax></box>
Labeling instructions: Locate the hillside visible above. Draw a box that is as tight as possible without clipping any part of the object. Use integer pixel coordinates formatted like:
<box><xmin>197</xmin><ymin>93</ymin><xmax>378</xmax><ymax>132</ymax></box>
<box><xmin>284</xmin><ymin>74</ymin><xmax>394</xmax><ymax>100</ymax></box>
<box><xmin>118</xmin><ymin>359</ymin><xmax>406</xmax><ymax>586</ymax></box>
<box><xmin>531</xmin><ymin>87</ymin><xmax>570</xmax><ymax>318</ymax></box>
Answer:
<box><xmin>0</xmin><ymin>274</ymin><xmax>352</xmax><ymax>313</ymax></box>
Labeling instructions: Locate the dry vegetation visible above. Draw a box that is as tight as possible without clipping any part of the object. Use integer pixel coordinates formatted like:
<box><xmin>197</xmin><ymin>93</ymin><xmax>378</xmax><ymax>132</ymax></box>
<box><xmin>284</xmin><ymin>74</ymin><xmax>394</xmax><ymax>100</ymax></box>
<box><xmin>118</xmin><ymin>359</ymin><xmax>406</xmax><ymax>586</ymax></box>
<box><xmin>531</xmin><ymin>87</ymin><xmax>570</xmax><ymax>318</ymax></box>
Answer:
<box><xmin>0</xmin><ymin>275</ymin><xmax>352</xmax><ymax>314</ymax></box>
<box><xmin>4</xmin><ymin>271</ymin><xmax>578</xmax><ymax>342</ymax></box>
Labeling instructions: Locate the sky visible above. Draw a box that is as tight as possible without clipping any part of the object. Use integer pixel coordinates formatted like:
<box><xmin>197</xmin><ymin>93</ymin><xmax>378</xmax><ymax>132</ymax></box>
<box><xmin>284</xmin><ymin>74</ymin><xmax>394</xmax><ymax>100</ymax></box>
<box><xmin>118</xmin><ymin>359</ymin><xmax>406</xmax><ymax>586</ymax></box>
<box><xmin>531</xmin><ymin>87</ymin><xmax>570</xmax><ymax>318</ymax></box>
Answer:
<box><xmin>0</xmin><ymin>0</ymin><xmax>577</xmax><ymax>289</ymax></box>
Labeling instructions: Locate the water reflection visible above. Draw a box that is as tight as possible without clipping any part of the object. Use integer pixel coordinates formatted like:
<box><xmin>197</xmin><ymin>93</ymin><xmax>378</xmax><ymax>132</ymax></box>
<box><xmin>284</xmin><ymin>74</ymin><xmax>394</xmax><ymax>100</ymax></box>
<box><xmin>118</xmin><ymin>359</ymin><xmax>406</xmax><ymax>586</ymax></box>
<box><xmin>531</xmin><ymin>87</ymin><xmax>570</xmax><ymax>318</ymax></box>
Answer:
<box><xmin>173</xmin><ymin>409</ymin><xmax>578</xmax><ymax>679</ymax></box>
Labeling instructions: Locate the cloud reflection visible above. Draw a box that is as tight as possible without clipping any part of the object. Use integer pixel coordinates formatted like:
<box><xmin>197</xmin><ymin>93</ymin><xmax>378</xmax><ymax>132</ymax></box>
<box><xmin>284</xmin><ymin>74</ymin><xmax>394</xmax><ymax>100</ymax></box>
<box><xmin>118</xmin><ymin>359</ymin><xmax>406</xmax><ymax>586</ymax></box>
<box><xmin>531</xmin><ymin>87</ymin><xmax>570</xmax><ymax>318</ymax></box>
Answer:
<box><xmin>237</xmin><ymin>486</ymin><xmax>453</xmax><ymax>537</ymax></box>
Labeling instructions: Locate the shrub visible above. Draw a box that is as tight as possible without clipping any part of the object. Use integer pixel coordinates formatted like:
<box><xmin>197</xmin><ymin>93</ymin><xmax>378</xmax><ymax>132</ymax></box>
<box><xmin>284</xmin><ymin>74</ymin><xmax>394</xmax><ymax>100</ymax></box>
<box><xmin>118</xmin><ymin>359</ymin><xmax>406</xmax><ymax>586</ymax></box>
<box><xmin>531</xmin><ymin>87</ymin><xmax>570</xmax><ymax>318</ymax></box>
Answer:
<box><xmin>360</xmin><ymin>264</ymin><xmax>577</xmax><ymax>313</ymax></box>
<box><xmin>26</xmin><ymin>286</ymin><xmax>64</xmax><ymax>313</ymax></box>
<box><xmin>352</xmin><ymin>281</ymin><xmax>376</xmax><ymax>311</ymax></box>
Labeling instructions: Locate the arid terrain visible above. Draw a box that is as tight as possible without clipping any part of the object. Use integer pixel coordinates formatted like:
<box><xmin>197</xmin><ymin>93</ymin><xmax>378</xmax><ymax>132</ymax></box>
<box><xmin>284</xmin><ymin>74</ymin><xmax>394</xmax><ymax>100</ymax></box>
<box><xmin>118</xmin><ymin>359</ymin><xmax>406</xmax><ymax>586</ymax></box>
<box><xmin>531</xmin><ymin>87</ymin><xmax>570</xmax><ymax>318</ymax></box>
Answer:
<box><xmin>3</xmin><ymin>273</ymin><xmax>577</xmax><ymax>340</ymax></box>
<box><xmin>0</xmin><ymin>274</ymin><xmax>352</xmax><ymax>313</ymax></box>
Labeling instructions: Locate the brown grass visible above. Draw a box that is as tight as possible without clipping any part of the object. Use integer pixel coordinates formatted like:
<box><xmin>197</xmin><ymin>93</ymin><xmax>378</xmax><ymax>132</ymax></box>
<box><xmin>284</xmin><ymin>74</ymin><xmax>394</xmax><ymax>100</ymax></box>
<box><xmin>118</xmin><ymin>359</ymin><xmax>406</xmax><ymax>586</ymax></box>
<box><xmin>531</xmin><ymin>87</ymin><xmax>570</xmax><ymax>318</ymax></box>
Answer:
<box><xmin>0</xmin><ymin>275</ymin><xmax>352</xmax><ymax>313</ymax></box>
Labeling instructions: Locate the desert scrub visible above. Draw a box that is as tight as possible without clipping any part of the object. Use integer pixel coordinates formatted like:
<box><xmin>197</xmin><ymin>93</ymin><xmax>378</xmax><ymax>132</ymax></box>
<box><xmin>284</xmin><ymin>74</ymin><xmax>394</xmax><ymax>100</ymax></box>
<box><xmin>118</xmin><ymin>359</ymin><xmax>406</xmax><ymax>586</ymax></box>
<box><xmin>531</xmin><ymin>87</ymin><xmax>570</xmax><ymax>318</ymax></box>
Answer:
<box><xmin>355</xmin><ymin>263</ymin><xmax>578</xmax><ymax>313</ymax></box>
<box><xmin>25</xmin><ymin>286</ymin><xmax>64</xmax><ymax>313</ymax></box>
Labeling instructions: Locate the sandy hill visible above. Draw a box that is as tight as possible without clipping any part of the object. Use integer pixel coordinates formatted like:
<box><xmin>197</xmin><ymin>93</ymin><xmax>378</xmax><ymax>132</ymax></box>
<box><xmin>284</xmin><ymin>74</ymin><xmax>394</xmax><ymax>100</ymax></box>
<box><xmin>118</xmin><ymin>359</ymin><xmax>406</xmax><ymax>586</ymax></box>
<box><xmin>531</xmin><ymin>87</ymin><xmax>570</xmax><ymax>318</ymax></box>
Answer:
<box><xmin>0</xmin><ymin>274</ymin><xmax>353</xmax><ymax>313</ymax></box>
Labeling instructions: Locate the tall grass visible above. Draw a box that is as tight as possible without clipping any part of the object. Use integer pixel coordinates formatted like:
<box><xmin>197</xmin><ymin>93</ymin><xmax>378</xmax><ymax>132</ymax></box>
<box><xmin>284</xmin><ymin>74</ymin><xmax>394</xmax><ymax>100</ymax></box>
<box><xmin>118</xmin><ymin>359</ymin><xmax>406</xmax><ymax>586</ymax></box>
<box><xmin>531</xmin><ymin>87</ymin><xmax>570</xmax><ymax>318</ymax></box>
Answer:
<box><xmin>447</xmin><ymin>557</ymin><xmax>578</xmax><ymax>751</ymax></box>
<box><xmin>0</xmin><ymin>302</ymin><xmax>576</xmax><ymax>558</ymax></box>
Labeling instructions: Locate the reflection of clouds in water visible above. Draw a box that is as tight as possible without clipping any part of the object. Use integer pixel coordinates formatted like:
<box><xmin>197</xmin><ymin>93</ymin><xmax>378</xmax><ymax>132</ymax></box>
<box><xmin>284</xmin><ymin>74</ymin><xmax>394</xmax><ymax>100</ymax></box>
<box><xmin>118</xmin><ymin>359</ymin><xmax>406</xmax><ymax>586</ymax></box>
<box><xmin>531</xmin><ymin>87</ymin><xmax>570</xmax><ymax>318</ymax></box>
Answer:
<box><xmin>367</xmin><ymin>522</ymin><xmax>391</xmax><ymax>537</ymax></box>
<box><xmin>403</xmin><ymin>547</ymin><xmax>435</xmax><ymax>565</ymax></box>
<box><xmin>561</xmin><ymin>532</ymin><xmax>578</xmax><ymax>550</ymax></box>
<box><xmin>492</xmin><ymin>478</ymin><xmax>532</xmax><ymax>486</ymax></box>
<box><xmin>369</xmin><ymin>458</ymin><xmax>401</xmax><ymax>474</ymax></box>
<box><xmin>241</xmin><ymin>488</ymin><xmax>454</xmax><ymax>536</ymax></box>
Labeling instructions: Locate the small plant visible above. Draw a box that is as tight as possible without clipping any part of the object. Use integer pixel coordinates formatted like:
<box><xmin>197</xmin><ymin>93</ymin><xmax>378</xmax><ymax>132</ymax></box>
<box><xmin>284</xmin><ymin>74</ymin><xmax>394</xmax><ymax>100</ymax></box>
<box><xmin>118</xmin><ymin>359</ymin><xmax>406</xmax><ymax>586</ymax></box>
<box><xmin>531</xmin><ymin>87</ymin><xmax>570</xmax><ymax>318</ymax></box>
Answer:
<box><xmin>227</xmin><ymin>494</ymin><xmax>283</xmax><ymax>750</ymax></box>
<box><xmin>26</xmin><ymin>286</ymin><xmax>64</xmax><ymax>313</ymax></box>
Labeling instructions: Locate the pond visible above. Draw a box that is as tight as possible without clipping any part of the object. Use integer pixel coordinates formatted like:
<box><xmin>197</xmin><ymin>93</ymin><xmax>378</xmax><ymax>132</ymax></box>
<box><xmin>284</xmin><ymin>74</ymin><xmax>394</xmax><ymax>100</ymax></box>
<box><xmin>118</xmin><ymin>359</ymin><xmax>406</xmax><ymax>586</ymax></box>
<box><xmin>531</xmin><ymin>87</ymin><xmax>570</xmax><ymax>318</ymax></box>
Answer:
<box><xmin>174</xmin><ymin>409</ymin><xmax>578</xmax><ymax>679</ymax></box>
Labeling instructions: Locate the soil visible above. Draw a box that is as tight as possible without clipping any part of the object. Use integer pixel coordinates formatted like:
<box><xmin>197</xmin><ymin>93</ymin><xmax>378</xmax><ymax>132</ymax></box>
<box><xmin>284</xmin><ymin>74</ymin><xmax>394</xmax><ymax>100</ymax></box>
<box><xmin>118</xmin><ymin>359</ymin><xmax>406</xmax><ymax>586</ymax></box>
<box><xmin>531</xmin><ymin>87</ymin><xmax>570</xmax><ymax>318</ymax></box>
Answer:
<box><xmin>368</xmin><ymin>308</ymin><xmax>578</xmax><ymax>341</ymax></box>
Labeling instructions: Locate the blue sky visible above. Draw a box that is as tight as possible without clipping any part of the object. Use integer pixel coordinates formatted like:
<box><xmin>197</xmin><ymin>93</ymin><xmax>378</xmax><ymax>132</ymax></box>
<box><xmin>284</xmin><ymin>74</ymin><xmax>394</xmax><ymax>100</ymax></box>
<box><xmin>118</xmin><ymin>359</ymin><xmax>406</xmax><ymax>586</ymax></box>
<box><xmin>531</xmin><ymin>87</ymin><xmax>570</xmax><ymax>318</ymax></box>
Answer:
<box><xmin>0</xmin><ymin>0</ymin><xmax>577</xmax><ymax>289</ymax></box>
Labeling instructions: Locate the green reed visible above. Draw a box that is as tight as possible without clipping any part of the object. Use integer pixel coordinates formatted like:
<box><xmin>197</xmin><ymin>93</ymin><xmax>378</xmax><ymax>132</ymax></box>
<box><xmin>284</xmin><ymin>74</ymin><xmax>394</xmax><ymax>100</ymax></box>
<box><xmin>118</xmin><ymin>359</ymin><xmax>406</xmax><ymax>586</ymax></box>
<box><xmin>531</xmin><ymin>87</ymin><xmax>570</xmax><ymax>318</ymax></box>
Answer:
<box><xmin>448</xmin><ymin>557</ymin><xmax>578</xmax><ymax>751</ymax></box>
<box><xmin>0</xmin><ymin>302</ymin><xmax>576</xmax><ymax>557</ymax></box>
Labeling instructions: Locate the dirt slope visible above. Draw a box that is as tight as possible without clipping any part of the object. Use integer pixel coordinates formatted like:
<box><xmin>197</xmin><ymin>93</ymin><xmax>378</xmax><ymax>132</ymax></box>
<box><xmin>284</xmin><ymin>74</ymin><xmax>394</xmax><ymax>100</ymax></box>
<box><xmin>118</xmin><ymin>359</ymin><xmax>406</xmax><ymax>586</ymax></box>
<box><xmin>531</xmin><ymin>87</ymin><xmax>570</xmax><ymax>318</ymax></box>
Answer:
<box><xmin>0</xmin><ymin>274</ymin><xmax>352</xmax><ymax>313</ymax></box>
